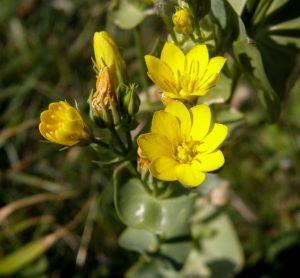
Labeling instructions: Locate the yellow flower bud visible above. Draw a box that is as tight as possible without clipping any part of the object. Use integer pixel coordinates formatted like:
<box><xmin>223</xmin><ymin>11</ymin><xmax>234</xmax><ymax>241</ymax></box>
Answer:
<box><xmin>39</xmin><ymin>101</ymin><xmax>91</xmax><ymax>146</ymax></box>
<box><xmin>172</xmin><ymin>7</ymin><xmax>194</xmax><ymax>35</ymax></box>
<box><xmin>93</xmin><ymin>31</ymin><xmax>126</xmax><ymax>85</ymax></box>
<box><xmin>89</xmin><ymin>67</ymin><xmax>120</xmax><ymax>126</ymax></box>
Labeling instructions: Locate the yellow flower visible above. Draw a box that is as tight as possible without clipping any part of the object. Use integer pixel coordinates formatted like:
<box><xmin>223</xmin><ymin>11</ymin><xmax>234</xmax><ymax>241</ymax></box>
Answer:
<box><xmin>145</xmin><ymin>42</ymin><xmax>226</xmax><ymax>103</ymax></box>
<box><xmin>172</xmin><ymin>7</ymin><xmax>194</xmax><ymax>35</ymax></box>
<box><xmin>93</xmin><ymin>31</ymin><xmax>126</xmax><ymax>84</ymax></box>
<box><xmin>137</xmin><ymin>101</ymin><xmax>227</xmax><ymax>187</ymax></box>
<box><xmin>39</xmin><ymin>101</ymin><xmax>91</xmax><ymax>146</ymax></box>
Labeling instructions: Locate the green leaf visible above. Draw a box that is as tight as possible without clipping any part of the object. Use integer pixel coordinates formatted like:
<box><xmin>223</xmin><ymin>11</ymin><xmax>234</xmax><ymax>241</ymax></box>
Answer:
<box><xmin>198</xmin><ymin>73</ymin><xmax>232</xmax><ymax>105</ymax></box>
<box><xmin>211</xmin><ymin>0</ymin><xmax>227</xmax><ymax>29</ymax></box>
<box><xmin>109</xmin><ymin>0</ymin><xmax>148</xmax><ymax>30</ymax></box>
<box><xmin>126</xmin><ymin>257</ymin><xmax>180</xmax><ymax>278</ymax></box>
<box><xmin>160</xmin><ymin>241</ymin><xmax>193</xmax><ymax>265</ymax></box>
<box><xmin>214</xmin><ymin>108</ymin><xmax>244</xmax><ymax>124</ymax></box>
<box><xmin>115</xmin><ymin>177</ymin><xmax>197</xmax><ymax>238</ymax></box>
<box><xmin>186</xmin><ymin>0</ymin><xmax>211</xmax><ymax>19</ymax></box>
<box><xmin>233</xmin><ymin>36</ymin><xmax>280</xmax><ymax>122</ymax></box>
<box><xmin>185</xmin><ymin>208</ymin><xmax>244</xmax><ymax>278</ymax></box>
<box><xmin>118</xmin><ymin>227</ymin><xmax>159</xmax><ymax>254</ymax></box>
<box><xmin>209</xmin><ymin>0</ymin><xmax>240</xmax><ymax>53</ymax></box>
<box><xmin>113</xmin><ymin>164</ymin><xmax>197</xmax><ymax>239</ymax></box>
<box><xmin>0</xmin><ymin>239</ymin><xmax>48</xmax><ymax>275</ymax></box>
<box><xmin>226</xmin><ymin>0</ymin><xmax>247</xmax><ymax>16</ymax></box>
<box><xmin>246</xmin><ymin>0</ymin><xmax>300</xmax><ymax>98</ymax></box>
<box><xmin>19</xmin><ymin>257</ymin><xmax>48</xmax><ymax>278</ymax></box>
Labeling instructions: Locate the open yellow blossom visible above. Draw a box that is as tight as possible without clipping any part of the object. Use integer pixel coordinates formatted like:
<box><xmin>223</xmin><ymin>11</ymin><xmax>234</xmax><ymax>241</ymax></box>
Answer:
<box><xmin>39</xmin><ymin>101</ymin><xmax>91</xmax><ymax>146</ymax></box>
<box><xmin>145</xmin><ymin>42</ymin><xmax>226</xmax><ymax>103</ymax></box>
<box><xmin>137</xmin><ymin>101</ymin><xmax>227</xmax><ymax>187</ymax></box>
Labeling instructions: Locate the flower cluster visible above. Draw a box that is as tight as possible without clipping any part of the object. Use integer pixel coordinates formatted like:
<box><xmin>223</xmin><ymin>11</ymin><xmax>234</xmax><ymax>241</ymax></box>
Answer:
<box><xmin>138</xmin><ymin>41</ymin><xmax>227</xmax><ymax>188</ymax></box>
<box><xmin>39</xmin><ymin>29</ymin><xmax>227</xmax><ymax>189</ymax></box>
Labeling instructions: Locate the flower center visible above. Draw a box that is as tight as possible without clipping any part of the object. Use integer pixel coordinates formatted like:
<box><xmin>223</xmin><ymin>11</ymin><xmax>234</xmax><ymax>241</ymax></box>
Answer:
<box><xmin>175</xmin><ymin>140</ymin><xmax>199</xmax><ymax>164</ymax></box>
<box><xmin>179</xmin><ymin>73</ymin><xmax>203</xmax><ymax>96</ymax></box>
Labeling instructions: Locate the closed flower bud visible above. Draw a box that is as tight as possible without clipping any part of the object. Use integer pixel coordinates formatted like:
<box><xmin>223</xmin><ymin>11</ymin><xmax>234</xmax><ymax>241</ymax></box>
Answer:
<box><xmin>39</xmin><ymin>101</ymin><xmax>91</xmax><ymax>146</ymax></box>
<box><xmin>121</xmin><ymin>83</ymin><xmax>140</xmax><ymax>117</ymax></box>
<box><xmin>93</xmin><ymin>31</ymin><xmax>126</xmax><ymax>86</ymax></box>
<box><xmin>89</xmin><ymin>67</ymin><xmax>120</xmax><ymax>127</ymax></box>
<box><xmin>172</xmin><ymin>7</ymin><xmax>194</xmax><ymax>35</ymax></box>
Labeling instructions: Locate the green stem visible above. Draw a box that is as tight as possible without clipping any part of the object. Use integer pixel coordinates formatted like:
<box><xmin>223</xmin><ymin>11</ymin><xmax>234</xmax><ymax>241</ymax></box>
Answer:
<box><xmin>110</xmin><ymin>127</ymin><xmax>127</xmax><ymax>155</ymax></box>
<box><xmin>141</xmin><ymin>179</ymin><xmax>153</xmax><ymax>195</ymax></box>
<box><xmin>189</xmin><ymin>33</ymin><xmax>197</xmax><ymax>43</ymax></box>
<box><xmin>126</xmin><ymin>130</ymin><xmax>132</xmax><ymax>151</ymax></box>
<box><xmin>133</xmin><ymin>28</ymin><xmax>149</xmax><ymax>91</ymax></box>
<box><xmin>161</xmin><ymin>15</ymin><xmax>178</xmax><ymax>45</ymax></box>
<box><xmin>148</xmin><ymin>177</ymin><xmax>161</xmax><ymax>197</ymax></box>
<box><xmin>91</xmin><ymin>137</ymin><xmax>123</xmax><ymax>156</ymax></box>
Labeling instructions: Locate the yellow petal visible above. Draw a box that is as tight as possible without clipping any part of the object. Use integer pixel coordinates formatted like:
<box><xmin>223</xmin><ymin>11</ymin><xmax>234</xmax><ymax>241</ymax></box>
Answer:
<box><xmin>190</xmin><ymin>104</ymin><xmax>211</xmax><ymax>141</ymax></box>
<box><xmin>198</xmin><ymin>123</ymin><xmax>228</xmax><ymax>152</ymax></box>
<box><xmin>192</xmin><ymin>150</ymin><xmax>225</xmax><ymax>172</ymax></box>
<box><xmin>55</xmin><ymin>129</ymin><xmax>78</xmax><ymax>145</ymax></box>
<box><xmin>151</xmin><ymin>111</ymin><xmax>181</xmax><ymax>144</ymax></box>
<box><xmin>206</xmin><ymin>57</ymin><xmax>226</xmax><ymax>74</ymax></box>
<box><xmin>175</xmin><ymin>164</ymin><xmax>206</xmax><ymax>187</ymax></box>
<box><xmin>40</xmin><ymin>110</ymin><xmax>57</xmax><ymax>124</ymax></box>
<box><xmin>145</xmin><ymin>55</ymin><xmax>177</xmax><ymax>93</ymax></box>
<box><xmin>160</xmin><ymin>42</ymin><xmax>185</xmax><ymax>86</ymax></box>
<box><xmin>94</xmin><ymin>31</ymin><xmax>113</xmax><ymax>69</ymax></box>
<box><xmin>198</xmin><ymin>73</ymin><xmax>220</xmax><ymax>91</ymax></box>
<box><xmin>165</xmin><ymin>101</ymin><xmax>191</xmax><ymax>138</ymax></box>
<box><xmin>186</xmin><ymin>45</ymin><xmax>209</xmax><ymax>79</ymax></box>
<box><xmin>163</xmin><ymin>91</ymin><xmax>182</xmax><ymax>99</ymax></box>
<box><xmin>150</xmin><ymin>156</ymin><xmax>178</xmax><ymax>181</ymax></box>
<box><xmin>67</xmin><ymin>108</ymin><xmax>82</xmax><ymax>122</ymax></box>
<box><xmin>137</xmin><ymin>133</ymin><xmax>173</xmax><ymax>161</ymax></box>
<box><xmin>196</xmin><ymin>57</ymin><xmax>226</xmax><ymax>90</ymax></box>
<box><xmin>39</xmin><ymin>123</ymin><xmax>56</xmax><ymax>143</ymax></box>
<box><xmin>49</xmin><ymin>102</ymin><xmax>63</xmax><ymax>111</ymax></box>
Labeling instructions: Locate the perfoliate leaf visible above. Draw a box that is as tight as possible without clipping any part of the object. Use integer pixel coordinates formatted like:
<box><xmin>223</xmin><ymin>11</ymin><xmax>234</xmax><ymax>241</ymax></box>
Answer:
<box><xmin>119</xmin><ymin>227</ymin><xmax>159</xmax><ymax>255</ymax></box>
<box><xmin>114</xmin><ymin>177</ymin><xmax>197</xmax><ymax>239</ymax></box>
<box><xmin>113</xmin><ymin>163</ymin><xmax>197</xmax><ymax>239</ymax></box>
<box><xmin>126</xmin><ymin>257</ymin><xmax>180</xmax><ymax>278</ymax></box>
<box><xmin>109</xmin><ymin>0</ymin><xmax>148</xmax><ymax>30</ymax></box>
<box><xmin>185</xmin><ymin>208</ymin><xmax>244</xmax><ymax>278</ymax></box>
<box><xmin>160</xmin><ymin>241</ymin><xmax>193</xmax><ymax>265</ymax></box>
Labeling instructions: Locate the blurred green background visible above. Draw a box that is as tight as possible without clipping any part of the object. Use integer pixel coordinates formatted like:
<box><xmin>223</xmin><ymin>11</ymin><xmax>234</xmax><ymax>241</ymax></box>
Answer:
<box><xmin>1</xmin><ymin>0</ymin><xmax>300</xmax><ymax>277</ymax></box>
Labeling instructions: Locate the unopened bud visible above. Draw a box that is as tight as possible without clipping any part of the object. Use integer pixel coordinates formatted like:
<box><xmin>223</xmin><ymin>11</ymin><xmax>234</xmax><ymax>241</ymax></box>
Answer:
<box><xmin>172</xmin><ymin>7</ymin><xmax>194</xmax><ymax>35</ymax></box>
<box><xmin>121</xmin><ymin>83</ymin><xmax>140</xmax><ymax>117</ymax></box>
<box><xmin>93</xmin><ymin>31</ymin><xmax>126</xmax><ymax>86</ymax></box>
